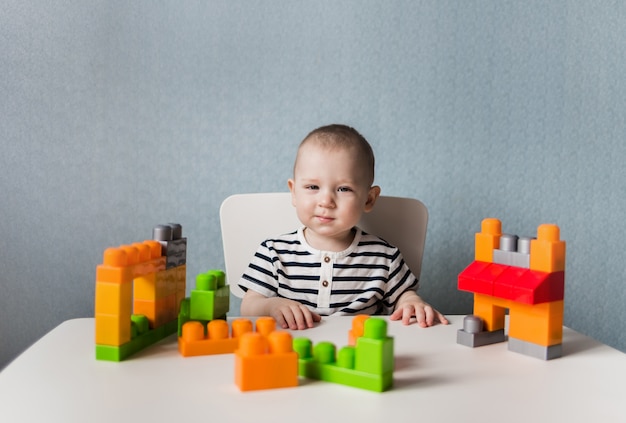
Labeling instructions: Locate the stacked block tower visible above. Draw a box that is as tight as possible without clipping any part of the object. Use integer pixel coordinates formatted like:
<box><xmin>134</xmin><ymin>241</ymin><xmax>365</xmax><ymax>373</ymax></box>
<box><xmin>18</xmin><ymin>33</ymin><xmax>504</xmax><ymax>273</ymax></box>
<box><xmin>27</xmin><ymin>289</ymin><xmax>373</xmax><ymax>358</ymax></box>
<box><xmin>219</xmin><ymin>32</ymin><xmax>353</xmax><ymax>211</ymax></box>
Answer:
<box><xmin>457</xmin><ymin>218</ymin><xmax>565</xmax><ymax>360</ymax></box>
<box><xmin>94</xmin><ymin>223</ymin><xmax>187</xmax><ymax>361</ymax></box>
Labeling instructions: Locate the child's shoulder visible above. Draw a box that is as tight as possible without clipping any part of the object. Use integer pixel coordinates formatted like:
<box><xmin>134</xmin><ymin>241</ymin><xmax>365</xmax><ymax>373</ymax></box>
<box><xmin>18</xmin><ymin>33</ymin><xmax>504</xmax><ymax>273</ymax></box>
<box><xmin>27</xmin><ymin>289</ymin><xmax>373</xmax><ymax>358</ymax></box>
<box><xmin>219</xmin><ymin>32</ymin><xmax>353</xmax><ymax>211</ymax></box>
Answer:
<box><xmin>357</xmin><ymin>228</ymin><xmax>397</xmax><ymax>249</ymax></box>
<box><xmin>261</xmin><ymin>229</ymin><xmax>300</xmax><ymax>246</ymax></box>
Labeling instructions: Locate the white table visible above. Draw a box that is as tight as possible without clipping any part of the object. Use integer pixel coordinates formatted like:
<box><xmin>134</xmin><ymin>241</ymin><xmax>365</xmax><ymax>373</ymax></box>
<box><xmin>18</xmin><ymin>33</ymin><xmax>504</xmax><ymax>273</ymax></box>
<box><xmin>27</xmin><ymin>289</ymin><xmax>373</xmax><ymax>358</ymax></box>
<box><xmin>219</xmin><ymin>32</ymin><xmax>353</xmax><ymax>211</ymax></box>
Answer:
<box><xmin>0</xmin><ymin>316</ymin><xmax>624</xmax><ymax>422</ymax></box>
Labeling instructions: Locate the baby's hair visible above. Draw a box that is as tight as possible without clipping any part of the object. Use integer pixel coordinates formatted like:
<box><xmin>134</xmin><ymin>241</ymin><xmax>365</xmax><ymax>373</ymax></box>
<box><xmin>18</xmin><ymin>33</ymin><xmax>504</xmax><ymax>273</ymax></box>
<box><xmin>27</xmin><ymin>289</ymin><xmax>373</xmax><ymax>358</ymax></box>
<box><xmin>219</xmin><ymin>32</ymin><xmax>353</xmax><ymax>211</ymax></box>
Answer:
<box><xmin>296</xmin><ymin>124</ymin><xmax>376</xmax><ymax>185</ymax></box>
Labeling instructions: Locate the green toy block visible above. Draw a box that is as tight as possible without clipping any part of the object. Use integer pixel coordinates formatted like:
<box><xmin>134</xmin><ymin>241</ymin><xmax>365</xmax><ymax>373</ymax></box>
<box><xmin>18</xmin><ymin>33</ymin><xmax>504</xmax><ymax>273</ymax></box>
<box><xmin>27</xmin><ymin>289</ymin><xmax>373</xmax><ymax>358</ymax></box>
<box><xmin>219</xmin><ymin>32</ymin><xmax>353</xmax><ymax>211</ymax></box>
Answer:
<box><xmin>177</xmin><ymin>298</ymin><xmax>191</xmax><ymax>336</ymax></box>
<box><xmin>96</xmin><ymin>319</ymin><xmax>178</xmax><ymax>362</ymax></box>
<box><xmin>131</xmin><ymin>314</ymin><xmax>150</xmax><ymax>338</ymax></box>
<box><xmin>293</xmin><ymin>317</ymin><xmax>394</xmax><ymax>392</ymax></box>
<box><xmin>189</xmin><ymin>271</ymin><xmax>230</xmax><ymax>321</ymax></box>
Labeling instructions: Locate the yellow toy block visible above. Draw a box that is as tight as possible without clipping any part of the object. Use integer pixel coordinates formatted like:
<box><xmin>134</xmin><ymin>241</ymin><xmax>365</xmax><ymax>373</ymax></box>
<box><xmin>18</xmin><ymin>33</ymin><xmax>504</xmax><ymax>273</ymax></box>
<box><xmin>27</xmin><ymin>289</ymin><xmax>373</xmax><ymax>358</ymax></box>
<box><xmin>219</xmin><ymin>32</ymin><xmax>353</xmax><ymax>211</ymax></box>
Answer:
<box><xmin>530</xmin><ymin>224</ymin><xmax>566</xmax><ymax>273</ymax></box>
<box><xmin>95</xmin><ymin>281</ymin><xmax>132</xmax><ymax>315</ymax></box>
<box><xmin>95</xmin><ymin>314</ymin><xmax>131</xmax><ymax>346</ymax></box>
<box><xmin>475</xmin><ymin>218</ymin><xmax>501</xmax><ymax>262</ymax></box>
<box><xmin>134</xmin><ymin>273</ymin><xmax>158</xmax><ymax>301</ymax></box>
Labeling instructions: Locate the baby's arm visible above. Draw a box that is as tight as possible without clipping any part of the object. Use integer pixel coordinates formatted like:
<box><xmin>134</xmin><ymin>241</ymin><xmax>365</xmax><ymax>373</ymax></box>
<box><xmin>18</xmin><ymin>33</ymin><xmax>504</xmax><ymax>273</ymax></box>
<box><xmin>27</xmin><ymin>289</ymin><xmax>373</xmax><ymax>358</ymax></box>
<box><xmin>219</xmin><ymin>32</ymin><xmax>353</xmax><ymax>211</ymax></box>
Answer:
<box><xmin>240</xmin><ymin>290</ymin><xmax>321</xmax><ymax>330</ymax></box>
<box><xmin>389</xmin><ymin>290</ymin><xmax>449</xmax><ymax>327</ymax></box>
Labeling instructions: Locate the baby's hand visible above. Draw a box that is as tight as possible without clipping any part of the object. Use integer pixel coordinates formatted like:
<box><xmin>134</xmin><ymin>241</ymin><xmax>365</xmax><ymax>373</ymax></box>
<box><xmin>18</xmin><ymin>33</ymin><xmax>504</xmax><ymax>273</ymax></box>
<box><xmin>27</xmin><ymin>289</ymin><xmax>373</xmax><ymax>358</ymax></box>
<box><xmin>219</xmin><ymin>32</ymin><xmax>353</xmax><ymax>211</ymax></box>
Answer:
<box><xmin>390</xmin><ymin>296</ymin><xmax>449</xmax><ymax>327</ymax></box>
<box><xmin>266</xmin><ymin>298</ymin><xmax>322</xmax><ymax>330</ymax></box>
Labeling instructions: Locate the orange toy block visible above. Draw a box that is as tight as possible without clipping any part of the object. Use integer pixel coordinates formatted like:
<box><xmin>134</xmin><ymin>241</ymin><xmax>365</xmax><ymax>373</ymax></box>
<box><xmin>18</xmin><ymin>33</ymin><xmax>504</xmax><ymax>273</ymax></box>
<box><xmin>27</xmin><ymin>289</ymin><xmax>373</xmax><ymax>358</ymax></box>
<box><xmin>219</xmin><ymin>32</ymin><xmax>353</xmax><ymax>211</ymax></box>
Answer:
<box><xmin>178</xmin><ymin>319</ymin><xmax>255</xmax><ymax>356</ymax></box>
<box><xmin>473</xmin><ymin>293</ymin><xmax>507</xmax><ymax>332</ymax></box>
<box><xmin>235</xmin><ymin>331</ymin><xmax>298</xmax><ymax>391</ymax></box>
<box><xmin>134</xmin><ymin>297</ymin><xmax>173</xmax><ymax>329</ymax></box>
<box><xmin>348</xmin><ymin>315</ymin><xmax>369</xmax><ymax>346</ymax></box>
<box><xmin>475</xmin><ymin>218</ymin><xmax>501</xmax><ymax>262</ymax></box>
<box><xmin>530</xmin><ymin>224</ymin><xmax>566</xmax><ymax>273</ymax></box>
<box><xmin>509</xmin><ymin>300</ymin><xmax>564</xmax><ymax>346</ymax></box>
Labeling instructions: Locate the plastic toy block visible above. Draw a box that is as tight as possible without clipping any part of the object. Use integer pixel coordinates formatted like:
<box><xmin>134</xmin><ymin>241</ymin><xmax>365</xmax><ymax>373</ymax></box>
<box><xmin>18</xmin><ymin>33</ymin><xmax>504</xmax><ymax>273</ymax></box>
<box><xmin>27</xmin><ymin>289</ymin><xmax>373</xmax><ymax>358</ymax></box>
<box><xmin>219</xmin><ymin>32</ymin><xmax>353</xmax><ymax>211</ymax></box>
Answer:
<box><xmin>179</xmin><ymin>318</ymin><xmax>258</xmax><ymax>357</ymax></box>
<box><xmin>153</xmin><ymin>223</ymin><xmax>187</xmax><ymax>269</ymax></box>
<box><xmin>462</xmin><ymin>315</ymin><xmax>483</xmax><ymax>333</ymax></box>
<box><xmin>508</xmin><ymin>338</ymin><xmax>562</xmax><ymax>360</ymax></box>
<box><xmin>133</xmin><ymin>272</ymin><xmax>158</xmax><ymax>301</ymax></box>
<box><xmin>530</xmin><ymin>224</ymin><xmax>566</xmax><ymax>273</ymax></box>
<box><xmin>95</xmin><ymin>314</ymin><xmax>132</xmax><ymax>346</ymax></box>
<box><xmin>254</xmin><ymin>316</ymin><xmax>277</xmax><ymax>336</ymax></box>
<box><xmin>472</xmin><ymin>293</ymin><xmax>506</xmax><ymax>332</ymax></box>
<box><xmin>460</xmin><ymin>262</ymin><xmax>564</xmax><ymax>305</ymax></box>
<box><xmin>95</xmin><ymin>280</ymin><xmax>132</xmax><ymax>316</ymax></box>
<box><xmin>235</xmin><ymin>331</ymin><xmax>298</xmax><ymax>391</ymax></box>
<box><xmin>348</xmin><ymin>314</ymin><xmax>369</xmax><ymax>346</ymax></box>
<box><xmin>179</xmin><ymin>321</ymin><xmax>238</xmax><ymax>356</ymax></box>
<box><xmin>457</xmin><ymin>315</ymin><xmax>506</xmax><ymax>347</ymax></box>
<box><xmin>96</xmin><ymin>242</ymin><xmax>167</xmax><ymax>284</ymax></box>
<box><xmin>177</xmin><ymin>317</ymin><xmax>274</xmax><ymax>357</ymax></box>
<box><xmin>507</xmin><ymin>270</ymin><xmax>564</xmax><ymax>304</ymax></box>
<box><xmin>131</xmin><ymin>314</ymin><xmax>149</xmax><ymax>338</ymax></box>
<box><xmin>475</xmin><ymin>218</ymin><xmax>501</xmax><ymax>262</ymax></box>
<box><xmin>458</xmin><ymin>261</ymin><xmax>501</xmax><ymax>296</ymax></box>
<box><xmin>493</xmin><ymin>234</ymin><xmax>531</xmax><ymax>268</ymax></box>
<box><xmin>293</xmin><ymin>317</ymin><xmax>393</xmax><ymax>392</ymax></box>
<box><xmin>509</xmin><ymin>300</ymin><xmax>564</xmax><ymax>346</ymax></box>
<box><xmin>134</xmin><ymin>296</ymin><xmax>174</xmax><ymax>329</ymax></box>
<box><xmin>96</xmin><ymin>319</ymin><xmax>178</xmax><ymax>361</ymax></box>
<box><xmin>457</xmin><ymin>329</ymin><xmax>506</xmax><ymax>347</ymax></box>
<box><xmin>189</xmin><ymin>271</ymin><xmax>230</xmax><ymax>321</ymax></box>
<box><xmin>175</xmin><ymin>265</ymin><xmax>186</xmax><ymax>305</ymax></box>
<box><xmin>177</xmin><ymin>298</ymin><xmax>192</xmax><ymax>336</ymax></box>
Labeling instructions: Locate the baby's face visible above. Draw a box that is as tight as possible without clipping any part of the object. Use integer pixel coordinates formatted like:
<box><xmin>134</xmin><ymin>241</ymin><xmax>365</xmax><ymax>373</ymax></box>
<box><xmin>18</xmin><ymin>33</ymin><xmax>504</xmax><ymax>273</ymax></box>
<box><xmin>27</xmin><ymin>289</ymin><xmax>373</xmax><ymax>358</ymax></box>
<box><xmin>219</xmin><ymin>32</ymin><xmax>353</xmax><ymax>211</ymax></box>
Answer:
<box><xmin>288</xmin><ymin>143</ymin><xmax>374</xmax><ymax>251</ymax></box>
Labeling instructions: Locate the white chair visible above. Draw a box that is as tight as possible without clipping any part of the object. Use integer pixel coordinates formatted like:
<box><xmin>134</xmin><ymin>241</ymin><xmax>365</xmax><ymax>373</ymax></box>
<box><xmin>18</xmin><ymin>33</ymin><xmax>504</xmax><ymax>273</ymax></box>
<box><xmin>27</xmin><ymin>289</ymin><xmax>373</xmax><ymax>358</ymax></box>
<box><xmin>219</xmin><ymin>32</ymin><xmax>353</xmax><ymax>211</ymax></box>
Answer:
<box><xmin>220</xmin><ymin>192</ymin><xmax>428</xmax><ymax>298</ymax></box>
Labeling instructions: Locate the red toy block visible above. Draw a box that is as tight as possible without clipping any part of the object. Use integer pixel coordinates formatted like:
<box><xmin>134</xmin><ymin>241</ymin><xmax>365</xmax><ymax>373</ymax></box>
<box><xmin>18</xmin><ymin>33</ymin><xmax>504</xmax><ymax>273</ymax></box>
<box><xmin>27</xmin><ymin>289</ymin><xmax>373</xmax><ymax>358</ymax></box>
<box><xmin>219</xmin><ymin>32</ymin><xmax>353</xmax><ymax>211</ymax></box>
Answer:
<box><xmin>491</xmin><ymin>265</ymin><xmax>530</xmax><ymax>300</ymax></box>
<box><xmin>458</xmin><ymin>261</ymin><xmax>504</xmax><ymax>296</ymax></box>
<box><xmin>510</xmin><ymin>270</ymin><xmax>564</xmax><ymax>304</ymax></box>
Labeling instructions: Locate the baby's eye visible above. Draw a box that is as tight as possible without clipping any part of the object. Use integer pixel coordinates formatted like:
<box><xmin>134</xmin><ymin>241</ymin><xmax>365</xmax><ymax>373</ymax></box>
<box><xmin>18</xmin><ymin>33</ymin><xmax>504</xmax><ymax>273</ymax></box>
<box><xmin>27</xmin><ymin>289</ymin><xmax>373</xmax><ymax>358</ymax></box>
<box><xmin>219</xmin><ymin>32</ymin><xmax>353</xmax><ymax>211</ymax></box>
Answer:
<box><xmin>305</xmin><ymin>185</ymin><xmax>319</xmax><ymax>190</ymax></box>
<box><xmin>337</xmin><ymin>186</ymin><xmax>353</xmax><ymax>192</ymax></box>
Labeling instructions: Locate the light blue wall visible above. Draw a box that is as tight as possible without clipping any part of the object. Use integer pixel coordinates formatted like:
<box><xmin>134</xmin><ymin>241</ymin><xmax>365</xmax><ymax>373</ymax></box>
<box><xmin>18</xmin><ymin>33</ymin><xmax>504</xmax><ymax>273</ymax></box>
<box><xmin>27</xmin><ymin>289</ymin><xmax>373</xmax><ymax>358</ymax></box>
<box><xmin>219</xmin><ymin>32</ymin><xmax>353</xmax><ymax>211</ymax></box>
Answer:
<box><xmin>1</xmin><ymin>1</ymin><xmax>624</xmax><ymax>368</ymax></box>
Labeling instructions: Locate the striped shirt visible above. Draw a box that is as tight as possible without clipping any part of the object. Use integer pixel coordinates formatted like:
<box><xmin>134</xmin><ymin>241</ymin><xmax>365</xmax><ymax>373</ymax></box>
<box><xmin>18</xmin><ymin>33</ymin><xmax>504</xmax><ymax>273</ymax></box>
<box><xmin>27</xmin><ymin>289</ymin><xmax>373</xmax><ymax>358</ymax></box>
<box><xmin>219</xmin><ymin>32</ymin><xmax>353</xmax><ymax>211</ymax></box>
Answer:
<box><xmin>239</xmin><ymin>227</ymin><xmax>418</xmax><ymax>316</ymax></box>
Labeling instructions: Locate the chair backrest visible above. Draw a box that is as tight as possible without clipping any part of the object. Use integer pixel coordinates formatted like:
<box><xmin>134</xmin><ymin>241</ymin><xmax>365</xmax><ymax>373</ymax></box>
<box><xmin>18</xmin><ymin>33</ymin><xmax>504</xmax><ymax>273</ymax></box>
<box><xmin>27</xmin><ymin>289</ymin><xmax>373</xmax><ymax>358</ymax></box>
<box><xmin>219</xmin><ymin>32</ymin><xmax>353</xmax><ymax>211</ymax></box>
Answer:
<box><xmin>220</xmin><ymin>192</ymin><xmax>428</xmax><ymax>298</ymax></box>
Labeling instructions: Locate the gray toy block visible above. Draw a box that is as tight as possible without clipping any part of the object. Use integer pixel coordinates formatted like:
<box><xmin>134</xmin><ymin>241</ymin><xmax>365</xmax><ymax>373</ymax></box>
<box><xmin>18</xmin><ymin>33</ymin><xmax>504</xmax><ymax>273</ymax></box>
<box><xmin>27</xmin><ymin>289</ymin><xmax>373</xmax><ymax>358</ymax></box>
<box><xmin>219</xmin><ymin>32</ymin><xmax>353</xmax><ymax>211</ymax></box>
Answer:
<box><xmin>457</xmin><ymin>329</ymin><xmax>506</xmax><ymax>347</ymax></box>
<box><xmin>493</xmin><ymin>234</ymin><xmax>532</xmax><ymax>268</ymax></box>
<box><xmin>463</xmin><ymin>315</ymin><xmax>484</xmax><ymax>334</ymax></box>
<box><xmin>153</xmin><ymin>223</ymin><xmax>187</xmax><ymax>268</ymax></box>
<box><xmin>493</xmin><ymin>249</ymin><xmax>530</xmax><ymax>268</ymax></box>
<box><xmin>508</xmin><ymin>337</ymin><xmax>562</xmax><ymax>360</ymax></box>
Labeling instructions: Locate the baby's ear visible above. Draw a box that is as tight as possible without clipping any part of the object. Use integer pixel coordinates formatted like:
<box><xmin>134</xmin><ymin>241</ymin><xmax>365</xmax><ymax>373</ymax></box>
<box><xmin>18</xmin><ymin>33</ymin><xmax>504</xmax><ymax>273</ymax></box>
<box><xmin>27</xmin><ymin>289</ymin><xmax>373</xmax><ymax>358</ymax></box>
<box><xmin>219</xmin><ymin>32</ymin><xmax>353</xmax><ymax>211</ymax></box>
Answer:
<box><xmin>287</xmin><ymin>179</ymin><xmax>297</xmax><ymax>207</ymax></box>
<box><xmin>364</xmin><ymin>185</ymin><xmax>381</xmax><ymax>212</ymax></box>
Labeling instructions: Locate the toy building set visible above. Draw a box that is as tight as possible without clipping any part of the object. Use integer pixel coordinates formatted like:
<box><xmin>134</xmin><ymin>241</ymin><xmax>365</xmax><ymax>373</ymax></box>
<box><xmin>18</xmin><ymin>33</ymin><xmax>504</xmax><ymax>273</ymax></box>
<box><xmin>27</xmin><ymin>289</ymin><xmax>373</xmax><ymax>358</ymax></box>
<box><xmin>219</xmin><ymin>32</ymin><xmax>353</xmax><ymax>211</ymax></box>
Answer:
<box><xmin>457</xmin><ymin>218</ymin><xmax>566</xmax><ymax>360</ymax></box>
<box><xmin>93</xmin><ymin>217</ymin><xmax>565</xmax><ymax>393</ymax></box>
